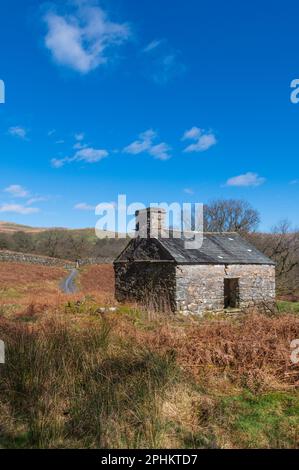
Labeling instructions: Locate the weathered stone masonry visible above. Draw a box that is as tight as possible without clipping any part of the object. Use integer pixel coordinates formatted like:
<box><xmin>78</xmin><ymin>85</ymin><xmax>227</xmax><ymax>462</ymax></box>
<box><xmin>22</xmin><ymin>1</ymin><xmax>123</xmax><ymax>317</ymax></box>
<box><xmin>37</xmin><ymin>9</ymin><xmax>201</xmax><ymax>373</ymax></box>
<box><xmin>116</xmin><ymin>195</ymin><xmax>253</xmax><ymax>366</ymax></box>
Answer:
<box><xmin>175</xmin><ymin>264</ymin><xmax>276</xmax><ymax>315</ymax></box>
<box><xmin>115</xmin><ymin>261</ymin><xmax>176</xmax><ymax>311</ymax></box>
<box><xmin>114</xmin><ymin>208</ymin><xmax>276</xmax><ymax>315</ymax></box>
<box><xmin>0</xmin><ymin>250</ymin><xmax>74</xmax><ymax>268</ymax></box>
<box><xmin>115</xmin><ymin>261</ymin><xmax>276</xmax><ymax>315</ymax></box>
<box><xmin>0</xmin><ymin>250</ymin><xmax>113</xmax><ymax>268</ymax></box>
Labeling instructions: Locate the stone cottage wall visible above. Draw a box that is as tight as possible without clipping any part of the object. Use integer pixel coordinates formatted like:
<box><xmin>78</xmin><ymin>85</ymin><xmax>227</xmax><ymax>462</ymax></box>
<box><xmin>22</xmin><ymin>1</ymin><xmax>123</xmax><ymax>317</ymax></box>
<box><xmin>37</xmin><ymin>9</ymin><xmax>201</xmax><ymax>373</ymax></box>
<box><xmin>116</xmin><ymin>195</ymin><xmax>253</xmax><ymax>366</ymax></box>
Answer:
<box><xmin>175</xmin><ymin>264</ymin><xmax>276</xmax><ymax>315</ymax></box>
<box><xmin>114</xmin><ymin>261</ymin><xmax>176</xmax><ymax>311</ymax></box>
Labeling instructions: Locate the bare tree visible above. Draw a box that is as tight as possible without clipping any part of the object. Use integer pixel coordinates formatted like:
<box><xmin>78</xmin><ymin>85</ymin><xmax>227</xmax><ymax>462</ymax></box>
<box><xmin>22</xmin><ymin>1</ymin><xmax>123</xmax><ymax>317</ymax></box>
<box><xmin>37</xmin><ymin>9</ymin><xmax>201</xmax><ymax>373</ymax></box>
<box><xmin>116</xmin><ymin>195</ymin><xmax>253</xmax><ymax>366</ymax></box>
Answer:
<box><xmin>12</xmin><ymin>231</ymin><xmax>34</xmax><ymax>253</ymax></box>
<box><xmin>63</xmin><ymin>234</ymin><xmax>90</xmax><ymax>260</ymax></box>
<box><xmin>36</xmin><ymin>230</ymin><xmax>63</xmax><ymax>258</ymax></box>
<box><xmin>0</xmin><ymin>233</ymin><xmax>10</xmax><ymax>250</ymax></box>
<box><xmin>269</xmin><ymin>220</ymin><xmax>299</xmax><ymax>280</ymax></box>
<box><xmin>204</xmin><ymin>199</ymin><xmax>260</xmax><ymax>233</ymax></box>
<box><xmin>247</xmin><ymin>220</ymin><xmax>299</xmax><ymax>296</ymax></box>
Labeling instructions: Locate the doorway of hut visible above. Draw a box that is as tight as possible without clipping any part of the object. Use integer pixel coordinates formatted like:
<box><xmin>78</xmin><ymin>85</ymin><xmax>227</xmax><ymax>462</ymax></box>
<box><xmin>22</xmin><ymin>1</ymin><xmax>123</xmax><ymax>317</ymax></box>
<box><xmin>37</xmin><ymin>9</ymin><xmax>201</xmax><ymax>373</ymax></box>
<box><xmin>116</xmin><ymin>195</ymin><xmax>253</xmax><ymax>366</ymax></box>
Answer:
<box><xmin>224</xmin><ymin>278</ymin><xmax>239</xmax><ymax>309</ymax></box>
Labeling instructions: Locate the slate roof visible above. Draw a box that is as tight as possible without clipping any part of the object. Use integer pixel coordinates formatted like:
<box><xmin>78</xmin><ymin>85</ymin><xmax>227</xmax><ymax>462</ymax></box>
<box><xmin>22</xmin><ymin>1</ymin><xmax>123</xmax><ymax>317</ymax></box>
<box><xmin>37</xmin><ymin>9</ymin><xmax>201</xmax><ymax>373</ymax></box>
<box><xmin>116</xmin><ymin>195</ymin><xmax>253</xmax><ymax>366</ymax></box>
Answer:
<box><xmin>156</xmin><ymin>232</ymin><xmax>275</xmax><ymax>265</ymax></box>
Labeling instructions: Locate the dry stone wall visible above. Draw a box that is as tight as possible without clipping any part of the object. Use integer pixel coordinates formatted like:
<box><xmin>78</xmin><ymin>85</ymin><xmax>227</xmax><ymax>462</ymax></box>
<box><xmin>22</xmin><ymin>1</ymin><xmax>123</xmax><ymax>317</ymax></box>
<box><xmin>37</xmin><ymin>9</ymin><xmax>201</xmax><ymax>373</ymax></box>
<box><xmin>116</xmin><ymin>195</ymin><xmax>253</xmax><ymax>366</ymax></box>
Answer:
<box><xmin>78</xmin><ymin>257</ymin><xmax>113</xmax><ymax>266</ymax></box>
<box><xmin>0</xmin><ymin>250</ymin><xmax>114</xmax><ymax>268</ymax></box>
<box><xmin>0</xmin><ymin>250</ymin><xmax>75</xmax><ymax>269</ymax></box>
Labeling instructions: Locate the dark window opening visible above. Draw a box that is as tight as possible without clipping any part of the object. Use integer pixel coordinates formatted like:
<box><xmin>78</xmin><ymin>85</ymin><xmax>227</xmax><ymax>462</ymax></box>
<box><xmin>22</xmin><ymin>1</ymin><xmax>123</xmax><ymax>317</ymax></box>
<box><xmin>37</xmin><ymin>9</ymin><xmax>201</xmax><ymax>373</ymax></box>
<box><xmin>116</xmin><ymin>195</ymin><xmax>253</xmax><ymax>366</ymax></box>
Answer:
<box><xmin>224</xmin><ymin>278</ymin><xmax>239</xmax><ymax>309</ymax></box>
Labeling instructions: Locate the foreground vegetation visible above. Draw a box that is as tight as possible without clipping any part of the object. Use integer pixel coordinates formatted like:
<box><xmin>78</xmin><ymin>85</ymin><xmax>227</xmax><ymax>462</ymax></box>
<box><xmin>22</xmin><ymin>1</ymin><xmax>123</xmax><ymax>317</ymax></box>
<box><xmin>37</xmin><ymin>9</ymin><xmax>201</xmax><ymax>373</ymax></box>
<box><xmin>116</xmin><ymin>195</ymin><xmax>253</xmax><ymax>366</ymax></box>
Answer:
<box><xmin>0</xmin><ymin>262</ymin><xmax>114</xmax><ymax>314</ymax></box>
<box><xmin>277</xmin><ymin>300</ymin><xmax>299</xmax><ymax>314</ymax></box>
<box><xmin>0</xmin><ymin>304</ymin><xmax>298</xmax><ymax>449</ymax></box>
<box><xmin>0</xmin><ymin>261</ymin><xmax>298</xmax><ymax>448</ymax></box>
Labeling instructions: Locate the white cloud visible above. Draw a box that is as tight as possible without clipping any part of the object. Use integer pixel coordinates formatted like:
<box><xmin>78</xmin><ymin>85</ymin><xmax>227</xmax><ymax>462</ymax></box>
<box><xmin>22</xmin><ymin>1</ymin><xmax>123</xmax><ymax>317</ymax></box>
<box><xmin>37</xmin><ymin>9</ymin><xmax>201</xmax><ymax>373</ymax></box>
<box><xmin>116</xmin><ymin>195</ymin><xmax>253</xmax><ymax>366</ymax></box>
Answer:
<box><xmin>26</xmin><ymin>196</ymin><xmax>48</xmax><ymax>205</ymax></box>
<box><xmin>142</xmin><ymin>38</ymin><xmax>185</xmax><ymax>84</ymax></box>
<box><xmin>183</xmin><ymin>188</ymin><xmax>194</xmax><ymax>195</ymax></box>
<box><xmin>225</xmin><ymin>172</ymin><xmax>266</xmax><ymax>187</ymax></box>
<box><xmin>148</xmin><ymin>143</ymin><xmax>171</xmax><ymax>161</ymax></box>
<box><xmin>52</xmin><ymin>146</ymin><xmax>109</xmax><ymax>167</ymax></box>
<box><xmin>123</xmin><ymin>129</ymin><xmax>171</xmax><ymax>160</ymax></box>
<box><xmin>8</xmin><ymin>126</ymin><xmax>27</xmax><ymax>139</ymax></box>
<box><xmin>74</xmin><ymin>202</ymin><xmax>95</xmax><ymax>211</ymax></box>
<box><xmin>51</xmin><ymin>158</ymin><xmax>65</xmax><ymax>168</ymax></box>
<box><xmin>75</xmin><ymin>132</ymin><xmax>85</xmax><ymax>141</ymax></box>
<box><xmin>182</xmin><ymin>127</ymin><xmax>202</xmax><ymax>141</ymax></box>
<box><xmin>44</xmin><ymin>3</ymin><xmax>131</xmax><ymax>74</ymax></box>
<box><xmin>74</xmin><ymin>147</ymin><xmax>108</xmax><ymax>163</ymax></box>
<box><xmin>182</xmin><ymin>127</ymin><xmax>217</xmax><ymax>153</ymax></box>
<box><xmin>184</xmin><ymin>134</ymin><xmax>217</xmax><ymax>153</ymax></box>
<box><xmin>153</xmin><ymin>54</ymin><xmax>185</xmax><ymax>85</ymax></box>
<box><xmin>143</xmin><ymin>39</ymin><xmax>163</xmax><ymax>53</ymax></box>
<box><xmin>73</xmin><ymin>131</ymin><xmax>87</xmax><ymax>149</ymax></box>
<box><xmin>4</xmin><ymin>184</ymin><xmax>29</xmax><ymax>198</ymax></box>
<box><xmin>290</xmin><ymin>179</ymin><xmax>299</xmax><ymax>185</ymax></box>
<box><xmin>73</xmin><ymin>142</ymin><xmax>88</xmax><ymax>150</ymax></box>
<box><xmin>0</xmin><ymin>204</ymin><xmax>39</xmax><ymax>215</ymax></box>
<box><xmin>123</xmin><ymin>129</ymin><xmax>154</xmax><ymax>155</ymax></box>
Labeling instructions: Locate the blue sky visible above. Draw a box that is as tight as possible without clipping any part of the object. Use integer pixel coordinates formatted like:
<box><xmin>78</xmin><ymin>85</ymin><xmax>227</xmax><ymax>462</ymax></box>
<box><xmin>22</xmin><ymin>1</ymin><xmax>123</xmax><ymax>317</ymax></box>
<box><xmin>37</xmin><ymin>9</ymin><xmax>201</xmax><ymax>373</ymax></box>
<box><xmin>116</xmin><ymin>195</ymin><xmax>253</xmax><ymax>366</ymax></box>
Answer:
<box><xmin>0</xmin><ymin>0</ymin><xmax>298</xmax><ymax>230</ymax></box>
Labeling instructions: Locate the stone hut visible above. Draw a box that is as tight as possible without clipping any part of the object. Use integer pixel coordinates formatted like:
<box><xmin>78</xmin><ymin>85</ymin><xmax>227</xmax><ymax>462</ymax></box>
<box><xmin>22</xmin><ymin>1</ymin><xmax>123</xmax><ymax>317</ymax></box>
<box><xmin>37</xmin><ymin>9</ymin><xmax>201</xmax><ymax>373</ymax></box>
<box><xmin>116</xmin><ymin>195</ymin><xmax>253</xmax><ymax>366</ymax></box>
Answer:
<box><xmin>114</xmin><ymin>208</ymin><xmax>275</xmax><ymax>315</ymax></box>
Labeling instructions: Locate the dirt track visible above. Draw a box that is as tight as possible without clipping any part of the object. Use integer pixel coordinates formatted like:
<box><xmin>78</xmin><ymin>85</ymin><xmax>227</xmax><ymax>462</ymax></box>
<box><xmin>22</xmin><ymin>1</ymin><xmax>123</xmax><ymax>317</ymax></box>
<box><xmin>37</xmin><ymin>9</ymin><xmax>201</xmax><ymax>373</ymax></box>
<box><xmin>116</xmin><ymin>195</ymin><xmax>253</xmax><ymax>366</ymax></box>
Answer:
<box><xmin>61</xmin><ymin>269</ymin><xmax>78</xmax><ymax>294</ymax></box>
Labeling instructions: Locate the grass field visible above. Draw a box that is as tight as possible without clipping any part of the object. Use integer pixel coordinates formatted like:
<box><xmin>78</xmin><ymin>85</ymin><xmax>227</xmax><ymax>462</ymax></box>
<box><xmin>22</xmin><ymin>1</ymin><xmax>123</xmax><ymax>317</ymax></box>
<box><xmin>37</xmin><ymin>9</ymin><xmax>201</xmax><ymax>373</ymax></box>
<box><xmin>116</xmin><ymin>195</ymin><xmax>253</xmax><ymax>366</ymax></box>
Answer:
<box><xmin>0</xmin><ymin>262</ymin><xmax>116</xmax><ymax>316</ymax></box>
<box><xmin>0</xmin><ymin>261</ymin><xmax>299</xmax><ymax>449</ymax></box>
<box><xmin>277</xmin><ymin>300</ymin><xmax>299</xmax><ymax>314</ymax></box>
<box><xmin>0</xmin><ymin>262</ymin><xmax>68</xmax><ymax>313</ymax></box>
<box><xmin>78</xmin><ymin>264</ymin><xmax>115</xmax><ymax>297</ymax></box>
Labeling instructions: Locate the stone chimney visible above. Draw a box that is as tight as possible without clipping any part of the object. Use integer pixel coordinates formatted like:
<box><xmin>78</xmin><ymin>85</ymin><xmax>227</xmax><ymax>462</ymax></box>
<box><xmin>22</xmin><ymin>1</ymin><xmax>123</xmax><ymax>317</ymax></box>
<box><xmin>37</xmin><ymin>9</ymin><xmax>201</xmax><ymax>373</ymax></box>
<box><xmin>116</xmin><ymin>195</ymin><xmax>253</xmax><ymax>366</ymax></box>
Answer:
<box><xmin>135</xmin><ymin>207</ymin><xmax>166</xmax><ymax>238</ymax></box>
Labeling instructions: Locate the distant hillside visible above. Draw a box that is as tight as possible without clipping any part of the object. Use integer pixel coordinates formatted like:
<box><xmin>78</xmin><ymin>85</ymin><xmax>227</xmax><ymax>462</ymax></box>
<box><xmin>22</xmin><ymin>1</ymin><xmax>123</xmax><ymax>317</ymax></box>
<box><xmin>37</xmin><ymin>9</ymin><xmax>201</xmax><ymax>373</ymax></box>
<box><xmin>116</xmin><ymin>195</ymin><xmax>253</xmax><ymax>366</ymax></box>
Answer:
<box><xmin>0</xmin><ymin>221</ymin><xmax>95</xmax><ymax>234</ymax></box>
<box><xmin>0</xmin><ymin>221</ymin><xmax>128</xmax><ymax>262</ymax></box>
<box><xmin>0</xmin><ymin>221</ymin><xmax>47</xmax><ymax>233</ymax></box>
<box><xmin>0</xmin><ymin>221</ymin><xmax>123</xmax><ymax>239</ymax></box>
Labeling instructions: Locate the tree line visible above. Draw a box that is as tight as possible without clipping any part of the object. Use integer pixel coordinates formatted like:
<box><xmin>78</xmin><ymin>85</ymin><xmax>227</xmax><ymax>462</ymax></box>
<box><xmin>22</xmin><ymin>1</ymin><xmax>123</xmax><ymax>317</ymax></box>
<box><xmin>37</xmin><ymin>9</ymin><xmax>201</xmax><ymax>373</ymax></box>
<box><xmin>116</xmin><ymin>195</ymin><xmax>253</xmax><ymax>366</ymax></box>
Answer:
<box><xmin>0</xmin><ymin>229</ymin><xmax>127</xmax><ymax>262</ymax></box>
